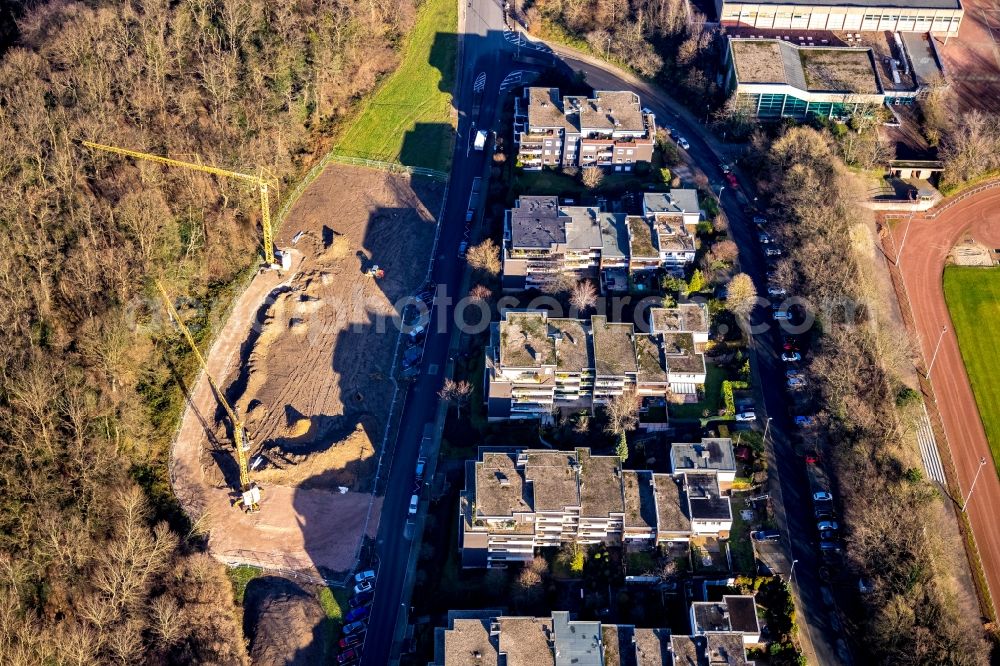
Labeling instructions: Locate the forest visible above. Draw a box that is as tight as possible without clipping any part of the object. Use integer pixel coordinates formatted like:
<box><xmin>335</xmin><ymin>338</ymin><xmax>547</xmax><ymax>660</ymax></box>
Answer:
<box><xmin>757</xmin><ymin>126</ymin><xmax>990</xmax><ymax>665</ymax></box>
<box><xmin>0</xmin><ymin>0</ymin><xmax>415</xmax><ymax>662</ymax></box>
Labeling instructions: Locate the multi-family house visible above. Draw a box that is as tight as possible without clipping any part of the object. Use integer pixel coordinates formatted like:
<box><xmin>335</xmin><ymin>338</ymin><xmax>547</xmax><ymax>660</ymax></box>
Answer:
<box><xmin>643</xmin><ymin>190</ymin><xmax>702</xmax><ymax>233</ymax></box>
<box><xmin>649</xmin><ymin>304</ymin><xmax>711</xmax><ymax>345</ymax></box>
<box><xmin>501</xmin><ymin>195</ymin><xmax>629</xmax><ymax>292</ymax></box>
<box><xmin>627</xmin><ymin>215</ymin><xmax>696</xmax><ymax>275</ymax></box>
<box><xmin>461</xmin><ymin>441</ymin><xmax>736</xmax><ymax>566</ymax></box>
<box><xmin>514</xmin><ymin>88</ymin><xmax>656</xmax><ymax>171</ymax></box>
<box><xmin>432</xmin><ymin>610</ymin><xmax>757</xmax><ymax>665</ymax></box>
<box><xmin>486</xmin><ymin>309</ymin><xmax>709</xmax><ymax>420</ymax></box>
<box><xmin>671</xmin><ymin>438</ymin><xmax>738</xmax><ymax>491</ymax></box>
<box><xmin>691</xmin><ymin>596</ymin><xmax>763</xmax><ymax>645</ymax></box>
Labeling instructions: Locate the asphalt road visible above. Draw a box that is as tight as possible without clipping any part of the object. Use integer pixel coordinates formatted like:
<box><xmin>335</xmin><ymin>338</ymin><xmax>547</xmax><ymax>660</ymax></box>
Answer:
<box><xmin>361</xmin><ymin>2</ymin><xmax>849</xmax><ymax>663</ymax></box>
<box><xmin>359</xmin><ymin>2</ymin><xmax>511</xmax><ymax>664</ymax></box>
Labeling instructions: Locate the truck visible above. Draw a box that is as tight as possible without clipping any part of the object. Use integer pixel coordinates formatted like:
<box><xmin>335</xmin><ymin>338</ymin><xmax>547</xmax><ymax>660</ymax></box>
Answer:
<box><xmin>473</xmin><ymin>129</ymin><xmax>487</xmax><ymax>151</ymax></box>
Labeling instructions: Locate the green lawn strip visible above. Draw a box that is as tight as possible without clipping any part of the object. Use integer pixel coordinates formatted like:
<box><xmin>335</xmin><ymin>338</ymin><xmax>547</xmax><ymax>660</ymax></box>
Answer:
<box><xmin>943</xmin><ymin>266</ymin><xmax>1000</xmax><ymax>475</ymax></box>
<box><xmin>335</xmin><ymin>0</ymin><xmax>457</xmax><ymax>171</ymax></box>
<box><xmin>728</xmin><ymin>491</ymin><xmax>756</xmax><ymax>574</ymax></box>
<box><xmin>227</xmin><ymin>564</ymin><xmax>264</xmax><ymax>604</ymax></box>
<box><xmin>669</xmin><ymin>363</ymin><xmax>726</xmax><ymax>420</ymax></box>
<box><xmin>318</xmin><ymin>586</ymin><xmax>349</xmax><ymax>650</ymax></box>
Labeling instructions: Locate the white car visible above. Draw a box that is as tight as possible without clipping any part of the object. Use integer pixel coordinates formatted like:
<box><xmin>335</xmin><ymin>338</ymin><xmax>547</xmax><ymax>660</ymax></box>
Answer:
<box><xmin>764</xmin><ymin>247</ymin><xmax>782</xmax><ymax>257</ymax></box>
<box><xmin>768</xmin><ymin>286</ymin><xmax>787</xmax><ymax>297</ymax></box>
<box><xmin>758</xmin><ymin>232</ymin><xmax>773</xmax><ymax>244</ymax></box>
<box><xmin>817</xmin><ymin>520</ymin><xmax>839</xmax><ymax>531</ymax></box>
<box><xmin>773</xmin><ymin>311</ymin><xmax>792</xmax><ymax>320</ymax></box>
<box><xmin>677</xmin><ymin>137</ymin><xmax>690</xmax><ymax>150</ymax></box>
<box><xmin>795</xmin><ymin>415</ymin><xmax>815</xmax><ymax>427</ymax></box>
<box><xmin>735</xmin><ymin>411</ymin><xmax>757</xmax><ymax>422</ymax></box>
<box><xmin>782</xmin><ymin>352</ymin><xmax>802</xmax><ymax>362</ymax></box>
<box><xmin>408</xmin><ymin>494</ymin><xmax>419</xmax><ymax>516</ymax></box>
<box><xmin>353</xmin><ymin>580</ymin><xmax>373</xmax><ymax>595</ymax></box>
<box><xmin>785</xmin><ymin>369</ymin><xmax>803</xmax><ymax>379</ymax></box>
<box><xmin>813</xmin><ymin>491</ymin><xmax>834</xmax><ymax>502</ymax></box>
<box><xmin>354</xmin><ymin>569</ymin><xmax>376</xmax><ymax>584</ymax></box>
<box><xmin>787</xmin><ymin>376</ymin><xmax>807</xmax><ymax>388</ymax></box>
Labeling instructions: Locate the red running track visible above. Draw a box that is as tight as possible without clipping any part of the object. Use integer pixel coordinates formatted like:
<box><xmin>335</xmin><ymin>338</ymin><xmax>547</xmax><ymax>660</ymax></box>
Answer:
<box><xmin>891</xmin><ymin>188</ymin><xmax>1000</xmax><ymax>616</ymax></box>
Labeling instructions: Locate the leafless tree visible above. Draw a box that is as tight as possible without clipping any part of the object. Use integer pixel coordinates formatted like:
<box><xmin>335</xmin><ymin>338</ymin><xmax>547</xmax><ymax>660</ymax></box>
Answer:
<box><xmin>466</xmin><ymin>238</ymin><xmax>501</xmax><ymax>275</ymax></box>
<box><xmin>570</xmin><ymin>280</ymin><xmax>598</xmax><ymax>312</ymax></box>
<box><xmin>439</xmin><ymin>378</ymin><xmax>473</xmax><ymax>418</ymax></box>
<box><xmin>469</xmin><ymin>284</ymin><xmax>492</xmax><ymax>302</ymax></box>
<box><xmin>726</xmin><ymin>273</ymin><xmax>757</xmax><ymax>319</ymax></box>
<box><xmin>604</xmin><ymin>387</ymin><xmax>640</xmax><ymax>435</ymax></box>
<box><xmin>581</xmin><ymin>166</ymin><xmax>604</xmax><ymax>189</ymax></box>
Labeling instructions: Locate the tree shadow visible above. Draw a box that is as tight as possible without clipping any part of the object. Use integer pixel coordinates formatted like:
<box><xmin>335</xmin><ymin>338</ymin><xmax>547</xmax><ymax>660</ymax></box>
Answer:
<box><xmin>243</xmin><ymin>576</ymin><xmax>331</xmax><ymax>665</ymax></box>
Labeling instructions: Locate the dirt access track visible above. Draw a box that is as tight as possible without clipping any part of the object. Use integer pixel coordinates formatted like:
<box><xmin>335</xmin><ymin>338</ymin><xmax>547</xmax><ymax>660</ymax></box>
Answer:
<box><xmin>171</xmin><ymin>164</ymin><xmax>443</xmax><ymax>578</ymax></box>
<box><xmin>886</xmin><ymin>184</ymin><xmax>1000</xmax><ymax>616</ymax></box>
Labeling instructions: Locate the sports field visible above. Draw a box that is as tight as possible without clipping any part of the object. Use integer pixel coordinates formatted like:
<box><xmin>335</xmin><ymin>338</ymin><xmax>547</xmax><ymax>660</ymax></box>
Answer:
<box><xmin>335</xmin><ymin>0</ymin><xmax>457</xmax><ymax>171</ymax></box>
<box><xmin>943</xmin><ymin>266</ymin><xmax>1000</xmax><ymax>472</ymax></box>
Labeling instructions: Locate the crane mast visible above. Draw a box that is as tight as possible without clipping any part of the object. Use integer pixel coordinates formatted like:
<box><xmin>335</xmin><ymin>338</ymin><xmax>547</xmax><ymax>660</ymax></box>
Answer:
<box><xmin>81</xmin><ymin>140</ymin><xmax>275</xmax><ymax>265</ymax></box>
<box><xmin>155</xmin><ymin>280</ymin><xmax>261</xmax><ymax>512</ymax></box>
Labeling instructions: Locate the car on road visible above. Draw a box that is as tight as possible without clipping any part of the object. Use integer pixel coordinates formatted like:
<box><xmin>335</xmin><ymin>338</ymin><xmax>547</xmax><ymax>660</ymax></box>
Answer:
<box><xmin>817</xmin><ymin>520</ymin><xmax>839</xmax><ymax>531</ymax></box>
<box><xmin>764</xmin><ymin>246</ymin><xmax>782</xmax><ymax>256</ymax></box>
<box><xmin>677</xmin><ymin>137</ymin><xmax>690</xmax><ymax>150</ymax></box>
<box><xmin>344</xmin><ymin>605</ymin><xmax>370</xmax><ymax>623</ymax></box>
<box><xmin>342</xmin><ymin>620</ymin><xmax>367</xmax><ymax>636</ymax></box>
<box><xmin>751</xmin><ymin>529</ymin><xmax>782</xmax><ymax>542</ymax></box>
<box><xmin>813</xmin><ymin>491</ymin><xmax>834</xmax><ymax>502</ymax></box>
<box><xmin>354</xmin><ymin>570</ymin><xmax>376</xmax><ymax>584</ymax></box>
<box><xmin>787</xmin><ymin>376</ymin><xmax>807</xmax><ymax>388</ymax></box>
<box><xmin>349</xmin><ymin>591</ymin><xmax>373</xmax><ymax>608</ymax></box>
<box><xmin>773</xmin><ymin>311</ymin><xmax>792</xmax><ymax>321</ymax></box>
<box><xmin>408</xmin><ymin>493</ymin><xmax>419</xmax><ymax>515</ymax></box>
<box><xmin>794</xmin><ymin>415</ymin><xmax>815</xmax><ymax>426</ymax></box>
<box><xmin>352</xmin><ymin>580</ymin><xmax>373</xmax><ymax>596</ymax></box>
<box><xmin>337</xmin><ymin>648</ymin><xmax>361</xmax><ymax>664</ymax></box>
<box><xmin>782</xmin><ymin>352</ymin><xmax>802</xmax><ymax>362</ymax></box>
<box><xmin>768</xmin><ymin>286</ymin><xmax>787</xmax><ymax>297</ymax></box>
<box><xmin>735</xmin><ymin>411</ymin><xmax>756</xmax><ymax>422</ymax></box>
<box><xmin>339</xmin><ymin>632</ymin><xmax>364</xmax><ymax>649</ymax></box>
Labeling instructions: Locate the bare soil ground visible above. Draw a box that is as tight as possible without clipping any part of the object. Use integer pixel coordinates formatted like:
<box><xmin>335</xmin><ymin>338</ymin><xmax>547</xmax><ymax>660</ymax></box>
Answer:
<box><xmin>936</xmin><ymin>2</ymin><xmax>1000</xmax><ymax>113</ymax></box>
<box><xmin>244</xmin><ymin>576</ymin><xmax>328</xmax><ymax>665</ymax></box>
<box><xmin>171</xmin><ymin>164</ymin><xmax>443</xmax><ymax>577</ymax></box>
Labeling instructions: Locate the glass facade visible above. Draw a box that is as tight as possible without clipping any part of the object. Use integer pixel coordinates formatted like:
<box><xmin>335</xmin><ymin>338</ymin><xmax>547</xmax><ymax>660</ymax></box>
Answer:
<box><xmin>736</xmin><ymin>92</ymin><xmax>879</xmax><ymax>120</ymax></box>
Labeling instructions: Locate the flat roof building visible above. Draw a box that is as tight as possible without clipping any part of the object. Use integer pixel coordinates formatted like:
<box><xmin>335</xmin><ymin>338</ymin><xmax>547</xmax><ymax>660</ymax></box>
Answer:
<box><xmin>717</xmin><ymin>0</ymin><xmax>962</xmax><ymax>36</ymax></box>
<box><xmin>691</xmin><ymin>596</ymin><xmax>762</xmax><ymax>645</ymax></box>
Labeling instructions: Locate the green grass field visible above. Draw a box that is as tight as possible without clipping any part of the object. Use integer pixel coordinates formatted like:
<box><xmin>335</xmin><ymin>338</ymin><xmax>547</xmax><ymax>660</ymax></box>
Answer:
<box><xmin>943</xmin><ymin>266</ymin><xmax>1000</xmax><ymax>474</ymax></box>
<box><xmin>334</xmin><ymin>0</ymin><xmax>457</xmax><ymax>171</ymax></box>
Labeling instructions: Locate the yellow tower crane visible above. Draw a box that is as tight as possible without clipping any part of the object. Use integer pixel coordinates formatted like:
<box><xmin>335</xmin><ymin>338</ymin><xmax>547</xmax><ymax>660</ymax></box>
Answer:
<box><xmin>81</xmin><ymin>140</ymin><xmax>277</xmax><ymax>265</ymax></box>
<box><xmin>155</xmin><ymin>280</ymin><xmax>262</xmax><ymax>512</ymax></box>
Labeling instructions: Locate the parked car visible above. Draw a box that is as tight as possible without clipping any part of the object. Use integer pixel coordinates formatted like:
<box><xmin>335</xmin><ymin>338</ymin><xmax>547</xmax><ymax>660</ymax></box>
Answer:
<box><xmin>819</xmin><ymin>529</ymin><xmax>838</xmax><ymax>540</ymax></box>
<box><xmin>819</xmin><ymin>540</ymin><xmax>842</xmax><ymax>553</ymax></box>
<box><xmin>758</xmin><ymin>232</ymin><xmax>773</xmax><ymax>244</ymax></box>
<box><xmin>795</xmin><ymin>415</ymin><xmax>815</xmax><ymax>427</ymax></box>
<box><xmin>349</xmin><ymin>592</ymin><xmax>373</xmax><ymax>608</ymax></box>
<box><xmin>764</xmin><ymin>246</ymin><xmax>782</xmax><ymax>256</ymax></box>
<box><xmin>408</xmin><ymin>494</ymin><xmax>419</xmax><ymax>516</ymax></box>
<box><xmin>735</xmin><ymin>411</ymin><xmax>756</xmax><ymax>422</ymax></box>
<box><xmin>342</xmin><ymin>620</ymin><xmax>367</xmax><ymax>636</ymax></box>
<box><xmin>813</xmin><ymin>491</ymin><xmax>834</xmax><ymax>502</ymax></box>
<box><xmin>354</xmin><ymin>570</ymin><xmax>376</xmax><ymax>584</ymax></box>
<box><xmin>804</xmin><ymin>453</ymin><xmax>820</xmax><ymax>464</ymax></box>
<box><xmin>344</xmin><ymin>605</ymin><xmax>370</xmax><ymax>623</ymax></box>
<box><xmin>457</xmin><ymin>241</ymin><xmax>468</xmax><ymax>258</ymax></box>
<box><xmin>751</xmin><ymin>529</ymin><xmax>782</xmax><ymax>542</ymax></box>
<box><xmin>352</xmin><ymin>580</ymin><xmax>373</xmax><ymax>596</ymax></box>
<box><xmin>414</xmin><ymin>456</ymin><xmax>427</xmax><ymax>481</ymax></box>
<box><xmin>677</xmin><ymin>137</ymin><xmax>690</xmax><ymax>150</ymax></box>
<box><xmin>726</xmin><ymin>172</ymin><xmax>739</xmax><ymax>188</ymax></box>
<box><xmin>720</xmin><ymin>163</ymin><xmax>731</xmax><ymax>174</ymax></box>
<box><xmin>668</xmin><ymin>127</ymin><xmax>678</xmax><ymax>139</ymax></box>
<box><xmin>753</xmin><ymin>215</ymin><xmax>768</xmax><ymax>226</ymax></box>
<box><xmin>339</xmin><ymin>632</ymin><xmax>364</xmax><ymax>649</ymax></box>
<box><xmin>783</xmin><ymin>338</ymin><xmax>800</xmax><ymax>351</ymax></box>
<box><xmin>787</xmin><ymin>376</ymin><xmax>807</xmax><ymax>388</ymax></box>
<box><xmin>773</xmin><ymin>311</ymin><xmax>792</xmax><ymax>321</ymax></box>
<box><xmin>782</xmin><ymin>352</ymin><xmax>802</xmax><ymax>362</ymax></box>
<box><xmin>785</xmin><ymin>369</ymin><xmax>804</xmax><ymax>379</ymax></box>
<box><xmin>337</xmin><ymin>648</ymin><xmax>361</xmax><ymax>664</ymax></box>
<box><xmin>817</xmin><ymin>520</ymin><xmax>839</xmax><ymax>531</ymax></box>
<box><xmin>768</xmin><ymin>286</ymin><xmax>787</xmax><ymax>297</ymax></box>
<box><xmin>814</xmin><ymin>503</ymin><xmax>834</xmax><ymax>520</ymax></box>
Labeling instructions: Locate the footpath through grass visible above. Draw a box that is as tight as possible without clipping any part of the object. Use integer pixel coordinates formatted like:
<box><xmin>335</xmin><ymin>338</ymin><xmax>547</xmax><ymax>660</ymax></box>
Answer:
<box><xmin>335</xmin><ymin>0</ymin><xmax>457</xmax><ymax>171</ymax></box>
<box><xmin>943</xmin><ymin>266</ymin><xmax>1000</xmax><ymax>474</ymax></box>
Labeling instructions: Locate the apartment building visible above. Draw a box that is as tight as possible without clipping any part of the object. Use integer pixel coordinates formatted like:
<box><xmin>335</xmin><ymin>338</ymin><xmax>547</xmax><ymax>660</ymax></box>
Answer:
<box><xmin>460</xmin><ymin>442</ymin><xmax>735</xmax><ymax>567</ymax></box>
<box><xmin>717</xmin><ymin>0</ymin><xmax>962</xmax><ymax>35</ymax></box>
<box><xmin>649</xmin><ymin>304</ymin><xmax>711</xmax><ymax>344</ymax></box>
<box><xmin>691</xmin><ymin>596</ymin><xmax>763</xmax><ymax>645</ymax></box>
<box><xmin>485</xmin><ymin>309</ymin><xmax>708</xmax><ymax>421</ymax></box>
<box><xmin>514</xmin><ymin>88</ymin><xmax>656</xmax><ymax>171</ymax></box>
<box><xmin>432</xmin><ymin>610</ymin><xmax>757</xmax><ymax>665</ymax></box>
<box><xmin>628</xmin><ymin>215</ymin><xmax>697</xmax><ymax>274</ymax></box>
<box><xmin>643</xmin><ymin>190</ymin><xmax>702</xmax><ymax>232</ymax></box>
<box><xmin>501</xmin><ymin>195</ymin><xmax>629</xmax><ymax>292</ymax></box>
<box><xmin>671</xmin><ymin>438</ymin><xmax>738</xmax><ymax>490</ymax></box>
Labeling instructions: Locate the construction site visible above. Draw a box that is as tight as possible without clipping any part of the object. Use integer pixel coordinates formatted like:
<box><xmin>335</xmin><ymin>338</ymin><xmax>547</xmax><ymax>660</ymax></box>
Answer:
<box><xmin>165</xmin><ymin>161</ymin><xmax>444</xmax><ymax>579</ymax></box>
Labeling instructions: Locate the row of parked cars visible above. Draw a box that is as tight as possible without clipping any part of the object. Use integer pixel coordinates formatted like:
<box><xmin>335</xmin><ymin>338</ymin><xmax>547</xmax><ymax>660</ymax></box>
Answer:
<box><xmin>337</xmin><ymin>569</ymin><xmax>378</xmax><ymax>663</ymax></box>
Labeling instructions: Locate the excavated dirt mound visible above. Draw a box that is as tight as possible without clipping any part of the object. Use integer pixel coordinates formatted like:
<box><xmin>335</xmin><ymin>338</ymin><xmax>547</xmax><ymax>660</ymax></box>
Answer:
<box><xmin>170</xmin><ymin>164</ymin><xmax>443</xmax><ymax>577</ymax></box>
<box><xmin>244</xmin><ymin>576</ymin><xmax>328</xmax><ymax>665</ymax></box>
